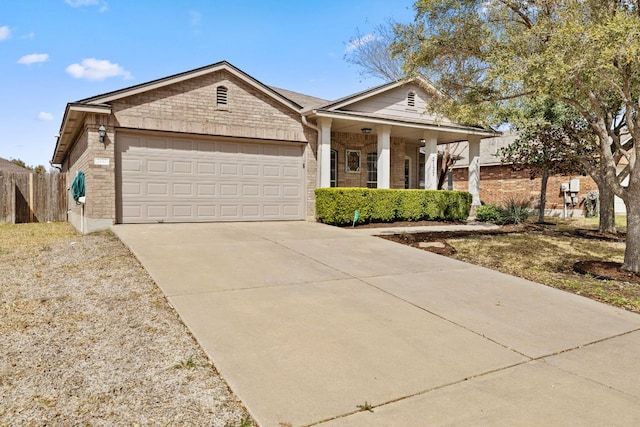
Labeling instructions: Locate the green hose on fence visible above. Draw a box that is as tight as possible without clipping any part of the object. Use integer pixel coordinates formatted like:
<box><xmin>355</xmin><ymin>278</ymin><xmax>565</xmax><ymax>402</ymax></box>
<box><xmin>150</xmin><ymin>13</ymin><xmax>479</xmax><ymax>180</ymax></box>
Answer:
<box><xmin>71</xmin><ymin>171</ymin><xmax>85</xmax><ymax>204</ymax></box>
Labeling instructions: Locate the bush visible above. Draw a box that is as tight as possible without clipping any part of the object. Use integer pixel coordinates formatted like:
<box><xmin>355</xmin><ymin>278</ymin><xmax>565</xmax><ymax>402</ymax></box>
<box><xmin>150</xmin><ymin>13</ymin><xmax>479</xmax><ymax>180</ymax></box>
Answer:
<box><xmin>315</xmin><ymin>188</ymin><xmax>472</xmax><ymax>225</ymax></box>
<box><xmin>475</xmin><ymin>204</ymin><xmax>503</xmax><ymax>222</ymax></box>
<box><xmin>475</xmin><ymin>199</ymin><xmax>532</xmax><ymax>224</ymax></box>
<box><xmin>499</xmin><ymin>198</ymin><xmax>532</xmax><ymax>224</ymax></box>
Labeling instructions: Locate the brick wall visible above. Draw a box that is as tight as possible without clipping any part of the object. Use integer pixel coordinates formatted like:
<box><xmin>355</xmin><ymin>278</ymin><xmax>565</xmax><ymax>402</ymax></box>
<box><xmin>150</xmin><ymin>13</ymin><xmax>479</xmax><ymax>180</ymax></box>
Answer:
<box><xmin>111</xmin><ymin>70</ymin><xmax>307</xmax><ymax>143</ymax></box>
<box><xmin>64</xmin><ymin>113</ymin><xmax>116</xmax><ymax>232</ymax></box>
<box><xmin>452</xmin><ymin>164</ymin><xmax>598</xmax><ymax>210</ymax></box>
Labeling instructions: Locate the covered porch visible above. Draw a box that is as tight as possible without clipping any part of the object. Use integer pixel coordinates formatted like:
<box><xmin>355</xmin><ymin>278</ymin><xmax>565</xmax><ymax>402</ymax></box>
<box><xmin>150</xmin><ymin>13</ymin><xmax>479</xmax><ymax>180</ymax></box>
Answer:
<box><xmin>308</xmin><ymin>110</ymin><xmax>498</xmax><ymax>207</ymax></box>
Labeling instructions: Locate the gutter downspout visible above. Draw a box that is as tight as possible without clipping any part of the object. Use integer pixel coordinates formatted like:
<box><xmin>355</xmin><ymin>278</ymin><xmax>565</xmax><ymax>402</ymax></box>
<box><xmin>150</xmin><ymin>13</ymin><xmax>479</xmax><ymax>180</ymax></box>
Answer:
<box><xmin>301</xmin><ymin>114</ymin><xmax>318</xmax><ymax>131</ymax></box>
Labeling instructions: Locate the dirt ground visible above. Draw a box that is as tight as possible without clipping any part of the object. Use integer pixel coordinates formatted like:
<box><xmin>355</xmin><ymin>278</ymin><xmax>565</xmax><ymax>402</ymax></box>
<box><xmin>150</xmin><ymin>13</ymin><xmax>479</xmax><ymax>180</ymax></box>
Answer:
<box><xmin>0</xmin><ymin>223</ymin><xmax>253</xmax><ymax>426</ymax></box>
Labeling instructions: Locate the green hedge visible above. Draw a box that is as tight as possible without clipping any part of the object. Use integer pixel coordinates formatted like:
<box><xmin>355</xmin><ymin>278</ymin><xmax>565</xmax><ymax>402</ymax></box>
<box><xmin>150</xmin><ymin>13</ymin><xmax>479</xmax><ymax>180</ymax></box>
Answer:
<box><xmin>315</xmin><ymin>188</ymin><xmax>472</xmax><ymax>226</ymax></box>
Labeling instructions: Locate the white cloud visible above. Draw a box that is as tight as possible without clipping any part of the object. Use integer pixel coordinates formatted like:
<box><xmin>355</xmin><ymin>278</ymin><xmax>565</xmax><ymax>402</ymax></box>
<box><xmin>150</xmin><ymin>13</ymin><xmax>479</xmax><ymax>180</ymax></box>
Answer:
<box><xmin>38</xmin><ymin>112</ymin><xmax>53</xmax><ymax>121</ymax></box>
<box><xmin>17</xmin><ymin>53</ymin><xmax>49</xmax><ymax>65</ymax></box>
<box><xmin>345</xmin><ymin>34</ymin><xmax>377</xmax><ymax>53</ymax></box>
<box><xmin>0</xmin><ymin>26</ymin><xmax>10</xmax><ymax>41</ymax></box>
<box><xmin>65</xmin><ymin>0</ymin><xmax>108</xmax><ymax>12</ymax></box>
<box><xmin>21</xmin><ymin>32</ymin><xmax>35</xmax><ymax>40</ymax></box>
<box><xmin>66</xmin><ymin>58</ymin><xmax>132</xmax><ymax>81</ymax></box>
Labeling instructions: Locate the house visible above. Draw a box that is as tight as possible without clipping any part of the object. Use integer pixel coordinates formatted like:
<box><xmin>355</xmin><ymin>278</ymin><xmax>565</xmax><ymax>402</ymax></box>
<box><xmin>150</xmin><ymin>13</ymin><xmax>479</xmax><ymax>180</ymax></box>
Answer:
<box><xmin>444</xmin><ymin>133</ymin><xmax>627</xmax><ymax>216</ymax></box>
<box><xmin>51</xmin><ymin>61</ymin><xmax>498</xmax><ymax>233</ymax></box>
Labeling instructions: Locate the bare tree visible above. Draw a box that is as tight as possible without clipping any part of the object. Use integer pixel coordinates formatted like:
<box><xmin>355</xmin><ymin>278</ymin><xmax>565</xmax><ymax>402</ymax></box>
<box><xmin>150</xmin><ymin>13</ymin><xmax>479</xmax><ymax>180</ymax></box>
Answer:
<box><xmin>345</xmin><ymin>22</ymin><xmax>405</xmax><ymax>82</ymax></box>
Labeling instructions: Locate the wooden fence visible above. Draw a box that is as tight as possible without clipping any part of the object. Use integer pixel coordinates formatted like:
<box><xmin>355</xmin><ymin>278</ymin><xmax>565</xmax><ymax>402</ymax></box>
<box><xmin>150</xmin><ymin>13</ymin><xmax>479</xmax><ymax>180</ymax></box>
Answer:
<box><xmin>0</xmin><ymin>172</ymin><xmax>67</xmax><ymax>223</ymax></box>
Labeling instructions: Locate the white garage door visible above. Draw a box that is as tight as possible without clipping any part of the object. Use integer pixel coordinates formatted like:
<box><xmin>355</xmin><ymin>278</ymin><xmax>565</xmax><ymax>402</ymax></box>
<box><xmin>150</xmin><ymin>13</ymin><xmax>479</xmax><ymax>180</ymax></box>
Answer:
<box><xmin>117</xmin><ymin>133</ymin><xmax>305</xmax><ymax>223</ymax></box>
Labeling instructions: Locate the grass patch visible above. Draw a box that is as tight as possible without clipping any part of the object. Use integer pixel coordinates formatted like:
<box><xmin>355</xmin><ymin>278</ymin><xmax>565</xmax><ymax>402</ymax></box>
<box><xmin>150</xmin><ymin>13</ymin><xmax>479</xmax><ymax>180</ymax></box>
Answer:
<box><xmin>0</xmin><ymin>222</ymin><xmax>78</xmax><ymax>254</ymax></box>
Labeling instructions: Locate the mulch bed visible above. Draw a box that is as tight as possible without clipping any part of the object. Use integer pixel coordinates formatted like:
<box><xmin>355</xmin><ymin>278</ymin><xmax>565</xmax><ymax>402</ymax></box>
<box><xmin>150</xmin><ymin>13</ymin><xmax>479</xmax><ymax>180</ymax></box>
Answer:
<box><xmin>574</xmin><ymin>261</ymin><xmax>640</xmax><ymax>284</ymax></box>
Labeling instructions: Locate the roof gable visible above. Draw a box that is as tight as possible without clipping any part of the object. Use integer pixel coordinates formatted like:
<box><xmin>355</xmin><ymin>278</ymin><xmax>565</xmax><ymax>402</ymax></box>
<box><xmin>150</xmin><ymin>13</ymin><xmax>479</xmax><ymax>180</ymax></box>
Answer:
<box><xmin>79</xmin><ymin>61</ymin><xmax>304</xmax><ymax>112</ymax></box>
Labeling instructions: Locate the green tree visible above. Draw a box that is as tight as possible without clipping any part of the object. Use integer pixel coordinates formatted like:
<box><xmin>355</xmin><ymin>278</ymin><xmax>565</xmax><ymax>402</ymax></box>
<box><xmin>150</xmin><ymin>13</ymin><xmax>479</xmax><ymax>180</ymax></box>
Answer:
<box><xmin>10</xmin><ymin>158</ymin><xmax>29</xmax><ymax>169</ymax></box>
<box><xmin>498</xmin><ymin>98</ymin><xmax>595</xmax><ymax>223</ymax></box>
<box><xmin>392</xmin><ymin>0</ymin><xmax>640</xmax><ymax>272</ymax></box>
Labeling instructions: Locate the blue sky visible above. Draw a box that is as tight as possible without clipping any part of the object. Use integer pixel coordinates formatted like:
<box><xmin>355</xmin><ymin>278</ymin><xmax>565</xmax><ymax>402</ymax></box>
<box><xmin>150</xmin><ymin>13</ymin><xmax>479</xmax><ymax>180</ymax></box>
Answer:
<box><xmin>0</xmin><ymin>0</ymin><xmax>416</xmax><ymax>169</ymax></box>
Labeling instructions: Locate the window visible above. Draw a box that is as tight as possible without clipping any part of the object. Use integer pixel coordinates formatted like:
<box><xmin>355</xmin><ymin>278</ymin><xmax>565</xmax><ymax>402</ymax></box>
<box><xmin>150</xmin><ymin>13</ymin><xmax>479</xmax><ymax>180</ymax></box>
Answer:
<box><xmin>407</xmin><ymin>91</ymin><xmax>416</xmax><ymax>108</ymax></box>
<box><xmin>330</xmin><ymin>149</ymin><xmax>338</xmax><ymax>187</ymax></box>
<box><xmin>216</xmin><ymin>86</ymin><xmax>228</xmax><ymax>106</ymax></box>
<box><xmin>367</xmin><ymin>152</ymin><xmax>377</xmax><ymax>188</ymax></box>
<box><xmin>404</xmin><ymin>156</ymin><xmax>411</xmax><ymax>189</ymax></box>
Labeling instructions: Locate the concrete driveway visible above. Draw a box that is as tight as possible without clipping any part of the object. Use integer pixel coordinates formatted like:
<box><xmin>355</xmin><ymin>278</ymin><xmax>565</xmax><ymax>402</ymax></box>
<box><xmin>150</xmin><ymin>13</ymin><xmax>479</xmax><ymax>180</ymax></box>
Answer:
<box><xmin>113</xmin><ymin>221</ymin><xmax>640</xmax><ymax>426</ymax></box>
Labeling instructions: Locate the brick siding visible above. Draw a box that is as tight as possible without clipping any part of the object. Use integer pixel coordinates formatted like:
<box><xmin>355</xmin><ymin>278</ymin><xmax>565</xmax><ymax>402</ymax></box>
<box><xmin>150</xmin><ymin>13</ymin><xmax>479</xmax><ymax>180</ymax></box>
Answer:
<box><xmin>452</xmin><ymin>164</ymin><xmax>598</xmax><ymax>210</ymax></box>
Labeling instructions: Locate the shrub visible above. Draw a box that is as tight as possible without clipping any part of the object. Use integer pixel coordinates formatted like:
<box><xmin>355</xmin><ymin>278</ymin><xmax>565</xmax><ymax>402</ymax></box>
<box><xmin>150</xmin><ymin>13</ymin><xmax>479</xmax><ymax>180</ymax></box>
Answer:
<box><xmin>475</xmin><ymin>199</ymin><xmax>532</xmax><ymax>224</ymax></box>
<box><xmin>315</xmin><ymin>188</ymin><xmax>472</xmax><ymax>225</ymax></box>
<box><xmin>499</xmin><ymin>198</ymin><xmax>532</xmax><ymax>224</ymax></box>
<box><xmin>475</xmin><ymin>204</ymin><xmax>503</xmax><ymax>222</ymax></box>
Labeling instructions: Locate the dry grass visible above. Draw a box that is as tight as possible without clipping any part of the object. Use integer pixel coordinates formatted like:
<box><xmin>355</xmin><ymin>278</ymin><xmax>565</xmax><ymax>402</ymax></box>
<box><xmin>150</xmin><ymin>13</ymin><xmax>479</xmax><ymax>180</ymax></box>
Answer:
<box><xmin>0</xmin><ymin>222</ymin><xmax>254</xmax><ymax>426</ymax></box>
<box><xmin>448</xmin><ymin>220</ymin><xmax>640</xmax><ymax>313</ymax></box>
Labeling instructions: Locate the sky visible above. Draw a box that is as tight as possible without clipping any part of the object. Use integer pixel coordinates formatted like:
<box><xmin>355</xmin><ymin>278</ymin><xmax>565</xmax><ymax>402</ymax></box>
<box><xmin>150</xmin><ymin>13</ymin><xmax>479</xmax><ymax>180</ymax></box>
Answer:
<box><xmin>0</xmin><ymin>0</ymin><xmax>416</xmax><ymax>169</ymax></box>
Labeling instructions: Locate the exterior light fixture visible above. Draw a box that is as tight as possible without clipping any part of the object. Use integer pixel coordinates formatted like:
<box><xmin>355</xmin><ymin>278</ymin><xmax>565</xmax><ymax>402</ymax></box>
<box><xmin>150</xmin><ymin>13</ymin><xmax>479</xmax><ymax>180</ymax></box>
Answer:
<box><xmin>98</xmin><ymin>125</ymin><xmax>107</xmax><ymax>143</ymax></box>
<box><xmin>361</xmin><ymin>127</ymin><xmax>372</xmax><ymax>134</ymax></box>
<box><xmin>419</xmin><ymin>138</ymin><xmax>426</xmax><ymax>145</ymax></box>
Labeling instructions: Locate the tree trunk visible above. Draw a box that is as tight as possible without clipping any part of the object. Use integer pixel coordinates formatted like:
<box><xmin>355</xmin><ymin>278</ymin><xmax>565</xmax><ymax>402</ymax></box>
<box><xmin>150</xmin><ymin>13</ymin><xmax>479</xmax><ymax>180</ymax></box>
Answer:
<box><xmin>622</xmin><ymin>167</ymin><xmax>639</xmax><ymax>273</ymax></box>
<box><xmin>598</xmin><ymin>184</ymin><xmax>617</xmax><ymax>234</ymax></box>
<box><xmin>623</xmin><ymin>199</ymin><xmax>640</xmax><ymax>273</ymax></box>
<box><xmin>538</xmin><ymin>168</ymin><xmax>549</xmax><ymax>223</ymax></box>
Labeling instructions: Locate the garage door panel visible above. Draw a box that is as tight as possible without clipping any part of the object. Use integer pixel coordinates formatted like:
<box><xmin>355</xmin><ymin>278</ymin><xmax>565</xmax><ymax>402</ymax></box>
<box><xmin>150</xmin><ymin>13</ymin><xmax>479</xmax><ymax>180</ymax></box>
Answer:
<box><xmin>221</xmin><ymin>163</ymin><xmax>239</xmax><ymax>175</ymax></box>
<box><xmin>220</xmin><ymin>184</ymin><xmax>239</xmax><ymax>196</ymax></box>
<box><xmin>173</xmin><ymin>161</ymin><xmax>193</xmax><ymax>174</ymax></box>
<box><xmin>172</xmin><ymin>183</ymin><xmax>193</xmax><ymax>196</ymax></box>
<box><xmin>122</xmin><ymin>158</ymin><xmax>142</xmax><ymax>172</ymax></box>
<box><xmin>147</xmin><ymin>182</ymin><xmax>169</xmax><ymax>196</ymax></box>
<box><xmin>242</xmin><ymin>184</ymin><xmax>260</xmax><ymax>196</ymax></box>
<box><xmin>172</xmin><ymin>205</ymin><xmax>193</xmax><ymax>218</ymax></box>
<box><xmin>197</xmin><ymin>183</ymin><xmax>216</xmax><ymax>196</ymax></box>
<box><xmin>147</xmin><ymin>205</ymin><xmax>168</xmax><ymax>218</ymax></box>
<box><xmin>197</xmin><ymin>162</ymin><xmax>216</xmax><ymax>175</ymax></box>
<box><xmin>119</xmin><ymin>134</ymin><xmax>304</xmax><ymax>223</ymax></box>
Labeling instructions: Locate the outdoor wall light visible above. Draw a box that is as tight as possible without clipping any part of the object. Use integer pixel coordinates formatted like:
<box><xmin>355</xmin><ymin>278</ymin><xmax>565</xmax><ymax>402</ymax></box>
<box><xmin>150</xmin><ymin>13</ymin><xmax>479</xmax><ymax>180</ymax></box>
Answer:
<box><xmin>419</xmin><ymin>138</ymin><xmax>426</xmax><ymax>145</ymax></box>
<box><xmin>98</xmin><ymin>125</ymin><xmax>107</xmax><ymax>143</ymax></box>
<box><xmin>361</xmin><ymin>127</ymin><xmax>372</xmax><ymax>134</ymax></box>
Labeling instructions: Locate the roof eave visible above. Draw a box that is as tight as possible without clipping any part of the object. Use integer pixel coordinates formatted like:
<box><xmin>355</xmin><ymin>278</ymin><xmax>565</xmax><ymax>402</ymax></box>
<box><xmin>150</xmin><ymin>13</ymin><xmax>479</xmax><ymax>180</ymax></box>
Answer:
<box><xmin>51</xmin><ymin>103</ymin><xmax>112</xmax><ymax>164</ymax></box>
<box><xmin>309</xmin><ymin>110</ymin><xmax>499</xmax><ymax>137</ymax></box>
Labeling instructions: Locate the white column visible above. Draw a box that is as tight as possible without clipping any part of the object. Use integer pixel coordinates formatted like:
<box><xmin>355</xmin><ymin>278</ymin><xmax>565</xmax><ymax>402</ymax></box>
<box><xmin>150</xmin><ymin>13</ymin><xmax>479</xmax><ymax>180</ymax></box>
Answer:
<box><xmin>317</xmin><ymin>118</ymin><xmax>332</xmax><ymax>188</ymax></box>
<box><xmin>468</xmin><ymin>135</ymin><xmax>481</xmax><ymax>206</ymax></box>
<box><xmin>423</xmin><ymin>132</ymin><xmax>438</xmax><ymax>190</ymax></box>
<box><xmin>377</xmin><ymin>124</ymin><xmax>391</xmax><ymax>188</ymax></box>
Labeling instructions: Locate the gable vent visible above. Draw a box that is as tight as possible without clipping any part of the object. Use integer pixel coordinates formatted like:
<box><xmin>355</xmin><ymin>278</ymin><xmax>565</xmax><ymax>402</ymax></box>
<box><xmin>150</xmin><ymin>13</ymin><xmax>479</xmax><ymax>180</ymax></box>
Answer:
<box><xmin>217</xmin><ymin>86</ymin><xmax>228</xmax><ymax>106</ymax></box>
<box><xmin>407</xmin><ymin>91</ymin><xmax>416</xmax><ymax>108</ymax></box>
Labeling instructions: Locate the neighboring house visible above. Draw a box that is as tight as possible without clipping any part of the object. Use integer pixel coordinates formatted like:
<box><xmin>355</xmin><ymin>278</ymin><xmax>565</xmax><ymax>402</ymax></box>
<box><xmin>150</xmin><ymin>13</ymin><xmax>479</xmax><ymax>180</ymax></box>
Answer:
<box><xmin>445</xmin><ymin>133</ymin><xmax>628</xmax><ymax>216</ymax></box>
<box><xmin>51</xmin><ymin>61</ymin><xmax>498</xmax><ymax>233</ymax></box>
<box><xmin>0</xmin><ymin>157</ymin><xmax>31</xmax><ymax>174</ymax></box>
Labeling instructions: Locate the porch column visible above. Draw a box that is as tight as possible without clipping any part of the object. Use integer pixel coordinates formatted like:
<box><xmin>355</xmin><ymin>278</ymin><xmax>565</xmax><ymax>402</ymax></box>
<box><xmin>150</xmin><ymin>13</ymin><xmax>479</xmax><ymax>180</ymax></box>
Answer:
<box><xmin>317</xmin><ymin>117</ymin><xmax>332</xmax><ymax>188</ymax></box>
<box><xmin>423</xmin><ymin>132</ymin><xmax>438</xmax><ymax>190</ymax></box>
<box><xmin>468</xmin><ymin>135</ymin><xmax>481</xmax><ymax>206</ymax></box>
<box><xmin>377</xmin><ymin>124</ymin><xmax>391</xmax><ymax>188</ymax></box>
